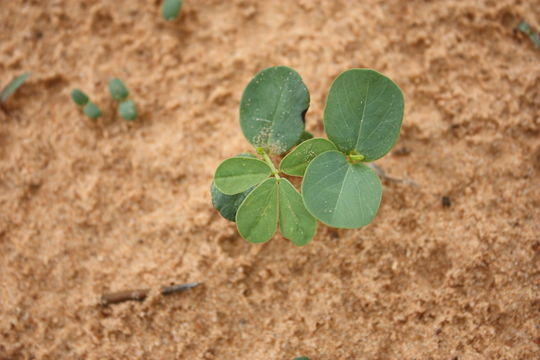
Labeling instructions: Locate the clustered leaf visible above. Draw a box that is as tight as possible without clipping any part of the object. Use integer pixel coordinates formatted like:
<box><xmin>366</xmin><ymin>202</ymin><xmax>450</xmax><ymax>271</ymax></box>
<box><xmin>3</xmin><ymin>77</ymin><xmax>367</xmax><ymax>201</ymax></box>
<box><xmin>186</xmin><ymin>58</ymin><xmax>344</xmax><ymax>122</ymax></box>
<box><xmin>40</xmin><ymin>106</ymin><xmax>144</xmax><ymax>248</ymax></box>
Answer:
<box><xmin>211</xmin><ymin>67</ymin><xmax>404</xmax><ymax>246</ymax></box>
<box><xmin>71</xmin><ymin>88</ymin><xmax>102</xmax><ymax>120</ymax></box>
<box><xmin>108</xmin><ymin>78</ymin><xmax>138</xmax><ymax>121</ymax></box>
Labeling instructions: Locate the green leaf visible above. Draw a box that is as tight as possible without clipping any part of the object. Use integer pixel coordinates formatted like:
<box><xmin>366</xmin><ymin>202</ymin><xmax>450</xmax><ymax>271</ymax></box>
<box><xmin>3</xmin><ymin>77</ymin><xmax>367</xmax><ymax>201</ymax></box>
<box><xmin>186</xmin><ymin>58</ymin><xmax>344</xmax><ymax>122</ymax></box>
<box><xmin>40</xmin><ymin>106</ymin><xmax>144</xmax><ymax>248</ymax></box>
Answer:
<box><xmin>83</xmin><ymin>102</ymin><xmax>102</xmax><ymax>120</ymax></box>
<box><xmin>162</xmin><ymin>0</ymin><xmax>183</xmax><ymax>21</ymax></box>
<box><xmin>240</xmin><ymin>66</ymin><xmax>310</xmax><ymax>155</ymax></box>
<box><xmin>302</xmin><ymin>151</ymin><xmax>382</xmax><ymax>229</ymax></box>
<box><xmin>119</xmin><ymin>99</ymin><xmax>137</xmax><ymax>121</ymax></box>
<box><xmin>214</xmin><ymin>157</ymin><xmax>272</xmax><ymax>195</ymax></box>
<box><xmin>211</xmin><ymin>182</ymin><xmax>254</xmax><ymax>222</ymax></box>
<box><xmin>1</xmin><ymin>72</ymin><xmax>30</xmax><ymax>102</ymax></box>
<box><xmin>280</xmin><ymin>138</ymin><xmax>336</xmax><ymax>176</ymax></box>
<box><xmin>324</xmin><ymin>69</ymin><xmax>404</xmax><ymax>161</ymax></box>
<box><xmin>236</xmin><ymin>178</ymin><xmax>279</xmax><ymax>243</ymax></box>
<box><xmin>71</xmin><ymin>89</ymin><xmax>89</xmax><ymax>106</ymax></box>
<box><xmin>297</xmin><ymin>130</ymin><xmax>314</xmax><ymax>144</ymax></box>
<box><xmin>279</xmin><ymin>179</ymin><xmax>316</xmax><ymax>246</ymax></box>
<box><xmin>108</xmin><ymin>78</ymin><xmax>129</xmax><ymax>101</ymax></box>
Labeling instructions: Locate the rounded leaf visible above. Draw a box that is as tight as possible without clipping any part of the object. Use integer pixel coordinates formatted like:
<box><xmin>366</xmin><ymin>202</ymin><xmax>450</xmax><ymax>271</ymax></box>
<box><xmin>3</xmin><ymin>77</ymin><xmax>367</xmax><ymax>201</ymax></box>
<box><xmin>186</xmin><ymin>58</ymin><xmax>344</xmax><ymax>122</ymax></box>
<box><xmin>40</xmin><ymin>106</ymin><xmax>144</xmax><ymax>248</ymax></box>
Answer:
<box><xmin>279</xmin><ymin>179</ymin><xmax>317</xmax><ymax>246</ymax></box>
<box><xmin>302</xmin><ymin>151</ymin><xmax>382</xmax><ymax>229</ymax></box>
<box><xmin>211</xmin><ymin>182</ymin><xmax>254</xmax><ymax>222</ymax></box>
<box><xmin>119</xmin><ymin>99</ymin><xmax>137</xmax><ymax>121</ymax></box>
<box><xmin>240</xmin><ymin>66</ymin><xmax>310</xmax><ymax>155</ymax></box>
<box><xmin>236</xmin><ymin>178</ymin><xmax>279</xmax><ymax>243</ymax></box>
<box><xmin>71</xmin><ymin>89</ymin><xmax>89</xmax><ymax>106</ymax></box>
<box><xmin>108</xmin><ymin>78</ymin><xmax>129</xmax><ymax>101</ymax></box>
<box><xmin>280</xmin><ymin>138</ymin><xmax>336</xmax><ymax>176</ymax></box>
<box><xmin>83</xmin><ymin>102</ymin><xmax>102</xmax><ymax>120</ymax></box>
<box><xmin>162</xmin><ymin>0</ymin><xmax>183</xmax><ymax>20</ymax></box>
<box><xmin>324</xmin><ymin>69</ymin><xmax>404</xmax><ymax>161</ymax></box>
<box><xmin>214</xmin><ymin>157</ymin><xmax>272</xmax><ymax>195</ymax></box>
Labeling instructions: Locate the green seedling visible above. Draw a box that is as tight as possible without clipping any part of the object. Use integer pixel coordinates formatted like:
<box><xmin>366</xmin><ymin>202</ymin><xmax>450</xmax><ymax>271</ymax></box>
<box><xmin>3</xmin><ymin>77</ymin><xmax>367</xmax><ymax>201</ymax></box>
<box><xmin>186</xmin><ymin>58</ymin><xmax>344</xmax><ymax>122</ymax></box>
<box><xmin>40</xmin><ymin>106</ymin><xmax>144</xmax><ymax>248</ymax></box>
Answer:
<box><xmin>1</xmin><ymin>72</ymin><xmax>30</xmax><ymax>103</ymax></box>
<box><xmin>71</xmin><ymin>89</ymin><xmax>89</xmax><ymax>106</ymax></box>
<box><xmin>83</xmin><ymin>102</ymin><xmax>102</xmax><ymax>120</ymax></box>
<box><xmin>211</xmin><ymin>66</ymin><xmax>404</xmax><ymax>245</ymax></box>
<box><xmin>108</xmin><ymin>78</ymin><xmax>138</xmax><ymax>121</ymax></box>
<box><xmin>71</xmin><ymin>88</ymin><xmax>102</xmax><ymax>120</ymax></box>
<box><xmin>516</xmin><ymin>20</ymin><xmax>540</xmax><ymax>49</ymax></box>
<box><xmin>162</xmin><ymin>0</ymin><xmax>183</xmax><ymax>21</ymax></box>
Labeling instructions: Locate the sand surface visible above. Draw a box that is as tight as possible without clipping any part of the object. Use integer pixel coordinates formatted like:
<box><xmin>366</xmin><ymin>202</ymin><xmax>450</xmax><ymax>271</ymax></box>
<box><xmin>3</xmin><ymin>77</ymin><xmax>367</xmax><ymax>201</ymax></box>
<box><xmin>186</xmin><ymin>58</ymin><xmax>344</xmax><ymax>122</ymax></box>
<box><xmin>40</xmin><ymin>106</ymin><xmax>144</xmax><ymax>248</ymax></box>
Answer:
<box><xmin>1</xmin><ymin>0</ymin><xmax>539</xmax><ymax>359</ymax></box>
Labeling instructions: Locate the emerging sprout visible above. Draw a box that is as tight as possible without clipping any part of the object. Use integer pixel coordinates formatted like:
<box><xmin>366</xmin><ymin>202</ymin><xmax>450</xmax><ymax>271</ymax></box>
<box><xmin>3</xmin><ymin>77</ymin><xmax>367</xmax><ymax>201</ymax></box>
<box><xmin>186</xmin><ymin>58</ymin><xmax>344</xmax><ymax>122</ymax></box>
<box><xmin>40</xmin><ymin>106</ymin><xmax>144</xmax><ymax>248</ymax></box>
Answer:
<box><xmin>1</xmin><ymin>72</ymin><xmax>31</xmax><ymax>103</ymax></box>
<box><xmin>162</xmin><ymin>0</ymin><xmax>183</xmax><ymax>21</ymax></box>
<box><xmin>108</xmin><ymin>78</ymin><xmax>138</xmax><ymax>121</ymax></box>
<box><xmin>71</xmin><ymin>88</ymin><xmax>102</xmax><ymax>120</ymax></box>
<box><xmin>71</xmin><ymin>89</ymin><xmax>89</xmax><ymax>106</ymax></box>
<box><xmin>83</xmin><ymin>102</ymin><xmax>102</xmax><ymax>120</ymax></box>
<box><xmin>108</xmin><ymin>78</ymin><xmax>129</xmax><ymax>101</ymax></box>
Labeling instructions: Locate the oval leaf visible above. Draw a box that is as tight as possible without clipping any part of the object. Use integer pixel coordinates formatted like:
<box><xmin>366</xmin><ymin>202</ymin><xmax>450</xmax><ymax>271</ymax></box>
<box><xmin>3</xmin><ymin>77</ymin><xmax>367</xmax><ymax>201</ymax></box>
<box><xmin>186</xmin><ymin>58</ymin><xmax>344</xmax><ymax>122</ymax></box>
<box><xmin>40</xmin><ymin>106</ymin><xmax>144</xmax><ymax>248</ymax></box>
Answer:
<box><xmin>236</xmin><ymin>178</ymin><xmax>279</xmax><ymax>243</ymax></box>
<box><xmin>108</xmin><ymin>78</ymin><xmax>129</xmax><ymax>101</ymax></box>
<box><xmin>240</xmin><ymin>66</ymin><xmax>310</xmax><ymax>155</ymax></box>
<box><xmin>214</xmin><ymin>157</ymin><xmax>272</xmax><ymax>195</ymax></box>
<box><xmin>302</xmin><ymin>151</ymin><xmax>382</xmax><ymax>229</ymax></box>
<box><xmin>119</xmin><ymin>99</ymin><xmax>138</xmax><ymax>121</ymax></box>
<box><xmin>324</xmin><ymin>69</ymin><xmax>404</xmax><ymax>161</ymax></box>
<box><xmin>71</xmin><ymin>89</ymin><xmax>89</xmax><ymax>106</ymax></box>
<box><xmin>280</xmin><ymin>138</ymin><xmax>336</xmax><ymax>176</ymax></box>
<box><xmin>162</xmin><ymin>0</ymin><xmax>183</xmax><ymax>21</ymax></box>
<box><xmin>279</xmin><ymin>179</ymin><xmax>317</xmax><ymax>246</ymax></box>
<box><xmin>211</xmin><ymin>182</ymin><xmax>254</xmax><ymax>222</ymax></box>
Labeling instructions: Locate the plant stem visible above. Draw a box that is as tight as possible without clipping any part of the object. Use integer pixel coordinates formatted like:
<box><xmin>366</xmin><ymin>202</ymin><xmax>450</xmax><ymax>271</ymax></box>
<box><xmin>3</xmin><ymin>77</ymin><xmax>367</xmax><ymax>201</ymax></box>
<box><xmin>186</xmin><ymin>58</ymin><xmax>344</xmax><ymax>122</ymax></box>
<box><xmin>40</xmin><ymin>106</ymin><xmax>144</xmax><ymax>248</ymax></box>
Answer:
<box><xmin>262</xmin><ymin>151</ymin><xmax>280</xmax><ymax>179</ymax></box>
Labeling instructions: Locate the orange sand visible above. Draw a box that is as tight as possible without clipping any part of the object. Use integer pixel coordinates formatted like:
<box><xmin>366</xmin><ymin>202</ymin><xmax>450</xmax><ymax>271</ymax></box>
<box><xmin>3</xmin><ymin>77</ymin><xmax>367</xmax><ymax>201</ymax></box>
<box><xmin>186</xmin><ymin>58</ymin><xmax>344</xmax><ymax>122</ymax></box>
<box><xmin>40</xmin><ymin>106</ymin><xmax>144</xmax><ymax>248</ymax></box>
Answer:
<box><xmin>0</xmin><ymin>0</ymin><xmax>539</xmax><ymax>359</ymax></box>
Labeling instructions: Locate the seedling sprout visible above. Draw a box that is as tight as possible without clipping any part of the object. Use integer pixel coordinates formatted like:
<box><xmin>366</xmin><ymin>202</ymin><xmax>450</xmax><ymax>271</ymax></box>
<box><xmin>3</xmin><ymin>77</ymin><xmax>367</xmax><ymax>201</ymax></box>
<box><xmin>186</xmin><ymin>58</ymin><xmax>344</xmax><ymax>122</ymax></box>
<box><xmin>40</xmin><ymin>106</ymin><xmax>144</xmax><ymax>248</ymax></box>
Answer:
<box><xmin>162</xmin><ymin>0</ymin><xmax>183</xmax><ymax>21</ymax></box>
<box><xmin>108</xmin><ymin>78</ymin><xmax>138</xmax><ymax>121</ymax></box>
<box><xmin>211</xmin><ymin>66</ymin><xmax>404</xmax><ymax>245</ymax></box>
<box><xmin>71</xmin><ymin>88</ymin><xmax>102</xmax><ymax>120</ymax></box>
<box><xmin>1</xmin><ymin>72</ymin><xmax>31</xmax><ymax>104</ymax></box>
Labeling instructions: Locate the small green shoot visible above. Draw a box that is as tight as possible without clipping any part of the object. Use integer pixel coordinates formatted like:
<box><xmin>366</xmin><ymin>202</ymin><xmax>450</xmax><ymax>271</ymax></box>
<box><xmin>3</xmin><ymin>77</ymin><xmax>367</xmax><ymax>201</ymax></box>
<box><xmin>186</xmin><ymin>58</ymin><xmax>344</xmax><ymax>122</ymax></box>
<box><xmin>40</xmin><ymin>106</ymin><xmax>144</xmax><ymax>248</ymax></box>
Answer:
<box><xmin>516</xmin><ymin>20</ymin><xmax>540</xmax><ymax>49</ymax></box>
<box><xmin>211</xmin><ymin>67</ymin><xmax>404</xmax><ymax>245</ymax></box>
<box><xmin>118</xmin><ymin>99</ymin><xmax>137</xmax><ymax>121</ymax></box>
<box><xmin>83</xmin><ymin>102</ymin><xmax>102</xmax><ymax>120</ymax></box>
<box><xmin>71</xmin><ymin>88</ymin><xmax>102</xmax><ymax>120</ymax></box>
<box><xmin>108</xmin><ymin>78</ymin><xmax>137</xmax><ymax>121</ymax></box>
<box><xmin>0</xmin><ymin>72</ymin><xmax>30</xmax><ymax>103</ymax></box>
<box><xmin>108</xmin><ymin>78</ymin><xmax>129</xmax><ymax>101</ymax></box>
<box><xmin>71</xmin><ymin>89</ymin><xmax>89</xmax><ymax>106</ymax></box>
<box><xmin>162</xmin><ymin>0</ymin><xmax>183</xmax><ymax>21</ymax></box>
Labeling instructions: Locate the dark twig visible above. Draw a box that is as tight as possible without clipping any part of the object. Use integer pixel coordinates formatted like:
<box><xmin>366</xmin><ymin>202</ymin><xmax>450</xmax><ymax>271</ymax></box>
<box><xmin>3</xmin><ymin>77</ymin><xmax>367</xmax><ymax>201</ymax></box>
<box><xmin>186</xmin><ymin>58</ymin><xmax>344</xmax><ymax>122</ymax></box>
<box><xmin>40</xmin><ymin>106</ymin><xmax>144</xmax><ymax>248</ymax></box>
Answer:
<box><xmin>369</xmin><ymin>163</ymin><xmax>419</xmax><ymax>188</ymax></box>
<box><xmin>100</xmin><ymin>282</ymin><xmax>202</xmax><ymax>306</ymax></box>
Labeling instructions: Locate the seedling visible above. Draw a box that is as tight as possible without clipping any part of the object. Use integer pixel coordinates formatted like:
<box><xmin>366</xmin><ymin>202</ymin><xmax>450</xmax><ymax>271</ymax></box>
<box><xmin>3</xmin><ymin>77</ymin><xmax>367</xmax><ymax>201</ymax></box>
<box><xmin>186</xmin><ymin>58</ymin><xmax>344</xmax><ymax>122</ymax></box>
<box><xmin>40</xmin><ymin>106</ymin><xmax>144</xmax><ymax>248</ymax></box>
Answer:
<box><xmin>211</xmin><ymin>66</ymin><xmax>404</xmax><ymax>245</ymax></box>
<box><xmin>516</xmin><ymin>20</ymin><xmax>540</xmax><ymax>49</ymax></box>
<box><xmin>108</xmin><ymin>78</ymin><xmax>138</xmax><ymax>121</ymax></box>
<box><xmin>162</xmin><ymin>0</ymin><xmax>183</xmax><ymax>21</ymax></box>
<box><xmin>71</xmin><ymin>88</ymin><xmax>102</xmax><ymax>120</ymax></box>
<box><xmin>0</xmin><ymin>72</ymin><xmax>30</xmax><ymax>106</ymax></box>
<box><xmin>109</xmin><ymin>78</ymin><xmax>137</xmax><ymax>121</ymax></box>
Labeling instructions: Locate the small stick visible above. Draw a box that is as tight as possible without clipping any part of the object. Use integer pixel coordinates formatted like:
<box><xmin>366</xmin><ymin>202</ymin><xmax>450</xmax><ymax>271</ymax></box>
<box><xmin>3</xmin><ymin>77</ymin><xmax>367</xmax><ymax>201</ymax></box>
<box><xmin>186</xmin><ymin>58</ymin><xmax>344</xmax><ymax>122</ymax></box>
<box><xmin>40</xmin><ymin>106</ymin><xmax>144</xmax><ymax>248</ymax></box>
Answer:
<box><xmin>160</xmin><ymin>282</ymin><xmax>202</xmax><ymax>296</ymax></box>
<box><xmin>100</xmin><ymin>288</ymin><xmax>149</xmax><ymax>305</ymax></box>
<box><xmin>100</xmin><ymin>282</ymin><xmax>202</xmax><ymax>306</ymax></box>
<box><xmin>369</xmin><ymin>163</ymin><xmax>419</xmax><ymax>188</ymax></box>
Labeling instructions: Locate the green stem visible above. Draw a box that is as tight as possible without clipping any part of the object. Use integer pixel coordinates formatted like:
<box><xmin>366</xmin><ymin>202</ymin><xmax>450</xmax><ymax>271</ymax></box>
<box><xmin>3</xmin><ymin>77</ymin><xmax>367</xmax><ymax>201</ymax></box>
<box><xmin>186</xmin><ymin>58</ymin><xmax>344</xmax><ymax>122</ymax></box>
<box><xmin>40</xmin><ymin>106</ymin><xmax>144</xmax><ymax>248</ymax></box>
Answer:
<box><xmin>262</xmin><ymin>151</ymin><xmax>280</xmax><ymax>179</ymax></box>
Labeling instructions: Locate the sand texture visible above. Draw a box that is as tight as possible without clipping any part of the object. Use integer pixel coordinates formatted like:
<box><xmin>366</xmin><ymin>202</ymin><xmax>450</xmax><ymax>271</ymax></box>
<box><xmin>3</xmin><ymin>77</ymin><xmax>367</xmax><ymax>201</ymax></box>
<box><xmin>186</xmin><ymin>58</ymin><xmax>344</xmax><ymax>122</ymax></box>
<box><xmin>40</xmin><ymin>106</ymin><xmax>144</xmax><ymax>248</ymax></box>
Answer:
<box><xmin>0</xmin><ymin>0</ymin><xmax>539</xmax><ymax>359</ymax></box>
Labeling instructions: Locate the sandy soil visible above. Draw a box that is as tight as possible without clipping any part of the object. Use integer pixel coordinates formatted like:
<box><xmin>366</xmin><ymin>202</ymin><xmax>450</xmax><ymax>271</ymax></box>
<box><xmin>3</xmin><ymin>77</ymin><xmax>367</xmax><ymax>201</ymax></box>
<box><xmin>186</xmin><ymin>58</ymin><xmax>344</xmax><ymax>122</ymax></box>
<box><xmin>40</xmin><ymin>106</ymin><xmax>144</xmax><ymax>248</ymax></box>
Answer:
<box><xmin>0</xmin><ymin>0</ymin><xmax>539</xmax><ymax>359</ymax></box>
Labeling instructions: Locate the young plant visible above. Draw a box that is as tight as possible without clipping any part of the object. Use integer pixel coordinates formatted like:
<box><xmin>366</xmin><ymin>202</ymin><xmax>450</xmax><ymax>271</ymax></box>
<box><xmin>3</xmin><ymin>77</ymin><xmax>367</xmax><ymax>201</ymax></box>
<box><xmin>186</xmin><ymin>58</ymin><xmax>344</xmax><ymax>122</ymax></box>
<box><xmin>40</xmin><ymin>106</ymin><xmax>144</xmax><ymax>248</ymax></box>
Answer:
<box><xmin>1</xmin><ymin>72</ymin><xmax>30</xmax><ymax>104</ymax></box>
<box><xmin>211</xmin><ymin>66</ymin><xmax>404</xmax><ymax>245</ymax></box>
<box><xmin>108</xmin><ymin>78</ymin><xmax>138</xmax><ymax>121</ymax></box>
<box><xmin>162</xmin><ymin>0</ymin><xmax>183</xmax><ymax>21</ymax></box>
<box><xmin>71</xmin><ymin>88</ymin><xmax>102</xmax><ymax>120</ymax></box>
